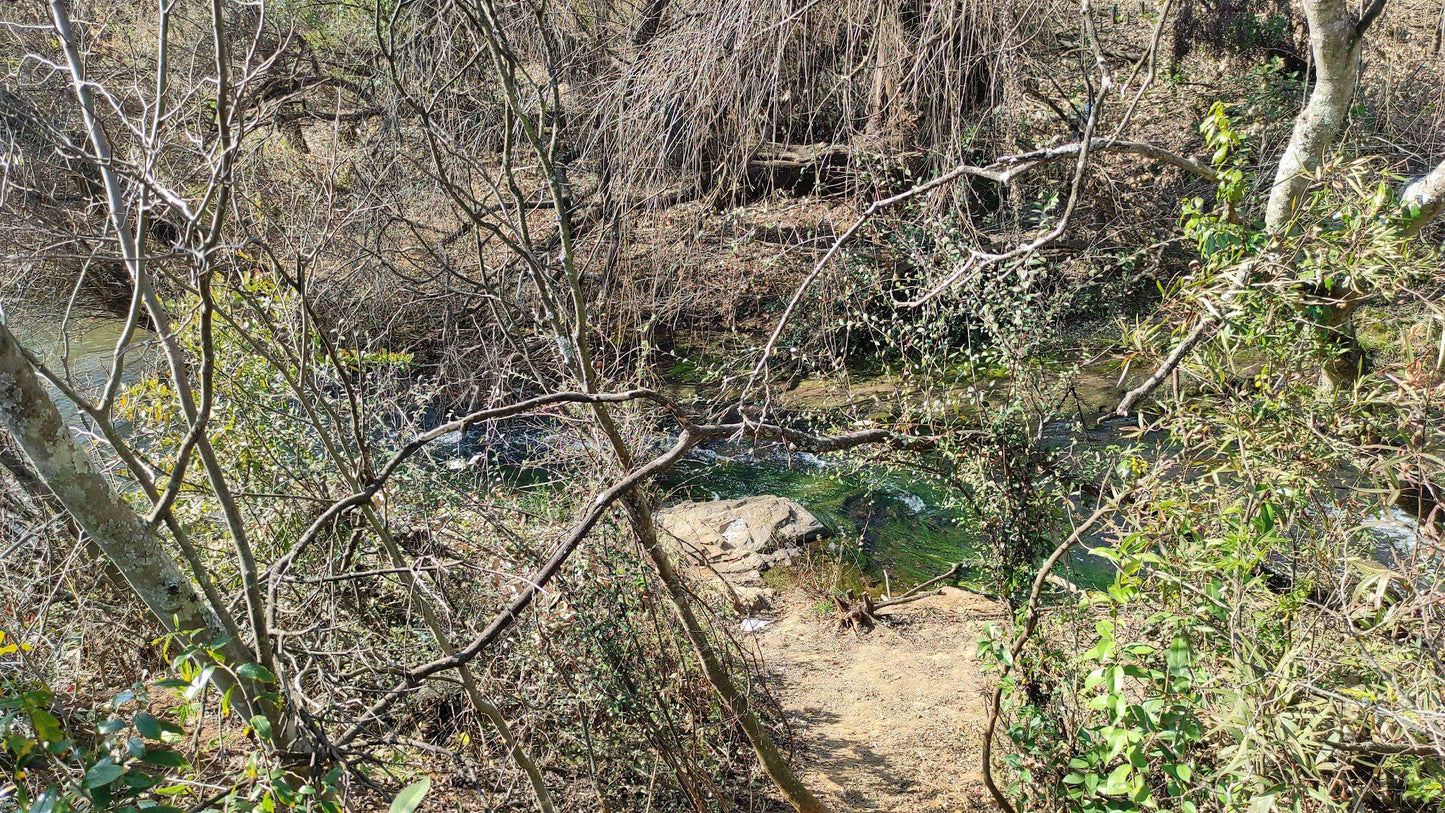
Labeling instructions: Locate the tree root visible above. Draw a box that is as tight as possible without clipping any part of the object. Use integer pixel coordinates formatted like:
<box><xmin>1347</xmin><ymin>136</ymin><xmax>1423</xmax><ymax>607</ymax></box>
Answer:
<box><xmin>833</xmin><ymin>562</ymin><xmax>965</xmax><ymax>632</ymax></box>
<box><xmin>833</xmin><ymin>591</ymin><xmax>881</xmax><ymax>632</ymax></box>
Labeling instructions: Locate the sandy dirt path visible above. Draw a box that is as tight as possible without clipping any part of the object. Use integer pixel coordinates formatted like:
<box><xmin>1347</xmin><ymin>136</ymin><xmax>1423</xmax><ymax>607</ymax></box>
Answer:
<box><xmin>753</xmin><ymin>587</ymin><xmax>1009</xmax><ymax>812</ymax></box>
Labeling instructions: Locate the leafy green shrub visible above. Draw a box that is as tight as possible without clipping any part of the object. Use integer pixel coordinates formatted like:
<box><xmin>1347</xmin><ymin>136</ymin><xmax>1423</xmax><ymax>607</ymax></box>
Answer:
<box><xmin>988</xmin><ymin>105</ymin><xmax>1445</xmax><ymax>813</ymax></box>
<box><xmin>1</xmin><ymin>668</ymin><xmax>337</xmax><ymax>813</ymax></box>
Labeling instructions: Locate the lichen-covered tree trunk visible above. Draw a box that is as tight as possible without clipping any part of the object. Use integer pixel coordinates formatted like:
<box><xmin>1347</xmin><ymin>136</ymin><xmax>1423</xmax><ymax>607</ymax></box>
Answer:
<box><xmin>1402</xmin><ymin>157</ymin><xmax>1445</xmax><ymax>234</ymax></box>
<box><xmin>0</xmin><ymin>435</ymin><xmax>129</xmax><ymax>588</ymax></box>
<box><xmin>1264</xmin><ymin>0</ymin><xmax>1364</xmax><ymax>231</ymax></box>
<box><xmin>0</xmin><ymin>323</ymin><xmax>283</xmax><ymax>735</ymax></box>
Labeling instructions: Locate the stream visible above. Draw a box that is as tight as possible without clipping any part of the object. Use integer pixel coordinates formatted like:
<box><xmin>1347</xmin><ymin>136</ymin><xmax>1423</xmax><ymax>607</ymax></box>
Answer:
<box><xmin>435</xmin><ymin>417</ymin><xmax>1128</xmax><ymax>591</ymax></box>
<box><xmin>18</xmin><ymin>317</ymin><xmax>1421</xmax><ymax>593</ymax></box>
<box><xmin>18</xmin><ymin>316</ymin><xmax>1043</xmax><ymax>589</ymax></box>
<box><xmin>12</xmin><ymin>317</ymin><xmax>152</xmax><ymax>425</ymax></box>
<box><xmin>658</xmin><ymin>441</ymin><xmax>1116</xmax><ymax>591</ymax></box>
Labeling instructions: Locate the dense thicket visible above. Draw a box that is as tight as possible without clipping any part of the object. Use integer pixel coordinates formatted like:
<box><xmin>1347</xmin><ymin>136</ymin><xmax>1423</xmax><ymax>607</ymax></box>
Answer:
<box><xmin>2</xmin><ymin>0</ymin><xmax>1445</xmax><ymax>812</ymax></box>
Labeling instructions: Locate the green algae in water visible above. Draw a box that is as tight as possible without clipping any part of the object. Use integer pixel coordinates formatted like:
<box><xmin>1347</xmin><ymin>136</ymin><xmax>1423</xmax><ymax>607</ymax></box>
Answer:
<box><xmin>661</xmin><ymin>453</ymin><xmax>981</xmax><ymax>588</ymax></box>
<box><xmin>661</xmin><ymin>449</ymin><xmax>1117</xmax><ymax>592</ymax></box>
<box><xmin>455</xmin><ymin>436</ymin><xmax>1116</xmax><ymax>592</ymax></box>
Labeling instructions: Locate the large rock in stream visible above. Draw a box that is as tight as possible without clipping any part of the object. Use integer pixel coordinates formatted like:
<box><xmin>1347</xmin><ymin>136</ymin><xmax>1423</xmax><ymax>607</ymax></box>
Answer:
<box><xmin>656</xmin><ymin>496</ymin><xmax>827</xmax><ymax>610</ymax></box>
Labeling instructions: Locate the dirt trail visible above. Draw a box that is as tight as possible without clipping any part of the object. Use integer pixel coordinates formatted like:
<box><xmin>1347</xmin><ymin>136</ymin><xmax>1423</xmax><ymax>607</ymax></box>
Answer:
<box><xmin>753</xmin><ymin>588</ymin><xmax>1008</xmax><ymax>812</ymax></box>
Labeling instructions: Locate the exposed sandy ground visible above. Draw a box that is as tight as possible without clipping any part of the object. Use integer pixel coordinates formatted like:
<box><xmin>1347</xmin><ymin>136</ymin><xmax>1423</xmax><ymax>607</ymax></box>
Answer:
<box><xmin>752</xmin><ymin>587</ymin><xmax>1010</xmax><ymax>812</ymax></box>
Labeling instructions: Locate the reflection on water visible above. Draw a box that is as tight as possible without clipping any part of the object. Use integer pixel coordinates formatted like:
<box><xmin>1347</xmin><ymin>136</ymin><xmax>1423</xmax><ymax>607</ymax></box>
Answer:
<box><xmin>8</xmin><ymin>316</ymin><xmax>156</xmax><ymax>425</ymax></box>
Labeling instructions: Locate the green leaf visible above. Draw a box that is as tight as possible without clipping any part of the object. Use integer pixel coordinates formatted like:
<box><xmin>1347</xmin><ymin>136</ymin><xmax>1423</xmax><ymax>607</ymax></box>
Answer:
<box><xmin>140</xmin><ymin>749</ymin><xmax>191</xmax><ymax>769</ymax></box>
<box><xmin>1105</xmin><ymin>728</ymin><xmax>1131</xmax><ymax>760</ymax></box>
<box><xmin>250</xmin><ymin>714</ymin><xmax>274</xmax><ymax>743</ymax></box>
<box><xmin>30</xmin><ymin>709</ymin><xmax>63</xmax><ymax>744</ymax></box>
<box><xmin>134</xmin><ymin>712</ymin><xmax>163</xmax><ymax>740</ymax></box>
<box><xmin>389</xmin><ymin>778</ymin><xmax>432</xmax><ymax>813</ymax></box>
<box><xmin>1167</xmin><ymin>636</ymin><xmax>1191</xmax><ymax>674</ymax></box>
<box><xmin>85</xmin><ymin>760</ymin><xmax>126</xmax><ymax>788</ymax></box>
<box><xmin>29</xmin><ymin>788</ymin><xmax>59</xmax><ymax>813</ymax></box>
<box><xmin>1167</xmin><ymin>763</ymin><xmax>1193</xmax><ymax>784</ymax></box>
<box><xmin>125</xmin><ymin>737</ymin><xmax>146</xmax><ymax>759</ymax></box>
<box><xmin>7</xmin><ymin>733</ymin><xmax>35</xmax><ymax>762</ymax></box>
<box><xmin>1100</xmin><ymin>763</ymin><xmax>1133</xmax><ymax>796</ymax></box>
<box><xmin>122</xmin><ymin>770</ymin><xmax>161</xmax><ymax>790</ymax></box>
<box><xmin>236</xmin><ymin>663</ymin><xmax>277</xmax><ymax>684</ymax></box>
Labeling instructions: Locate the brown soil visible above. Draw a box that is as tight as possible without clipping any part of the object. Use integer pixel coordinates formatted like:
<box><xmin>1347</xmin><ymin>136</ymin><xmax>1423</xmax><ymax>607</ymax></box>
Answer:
<box><xmin>752</xmin><ymin>587</ymin><xmax>1009</xmax><ymax>812</ymax></box>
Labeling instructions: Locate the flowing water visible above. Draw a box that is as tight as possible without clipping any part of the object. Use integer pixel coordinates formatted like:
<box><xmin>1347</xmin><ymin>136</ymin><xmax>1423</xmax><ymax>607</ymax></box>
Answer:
<box><xmin>23</xmin><ymin>315</ymin><xmax>1120</xmax><ymax>590</ymax></box>
<box><xmin>660</xmin><ymin>440</ymin><xmax>1117</xmax><ymax>591</ymax></box>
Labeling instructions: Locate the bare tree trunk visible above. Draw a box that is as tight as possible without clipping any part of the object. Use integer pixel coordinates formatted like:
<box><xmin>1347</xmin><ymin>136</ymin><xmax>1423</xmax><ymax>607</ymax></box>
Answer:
<box><xmin>1402</xmin><ymin>157</ymin><xmax>1445</xmax><ymax>234</ymax></box>
<box><xmin>1264</xmin><ymin>0</ymin><xmax>1370</xmax><ymax>231</ymax></box>
<box><xmin>623</xmin><ymin>496</ymin><xmax>834</xmax><ymax>813</ymax></box>
<box><xmin>46</xmin><ymin>0</ymin><xmax>279</xmax><ymax>679</ymax></box>
<box><xmin>1262</xmin><ymin>0</ymin><xmax>1387</xmax><ymax>391</ymax></box>
<box><xmin>0</xmin><ymin>323</ymin><xmax>285</xmax><ymax>739</ymax></box>
<box><xmin>866</xmin><ymin>4</ymin><xmax>907</xmax><ymax>145</ymax></box>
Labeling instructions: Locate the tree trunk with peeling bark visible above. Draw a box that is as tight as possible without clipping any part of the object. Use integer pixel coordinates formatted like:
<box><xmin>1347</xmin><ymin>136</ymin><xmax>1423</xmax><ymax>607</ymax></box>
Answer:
<box><xmin>0</xmin><ymin>323</ymin><xmax>286</xmax><ymax>740</ymax></box>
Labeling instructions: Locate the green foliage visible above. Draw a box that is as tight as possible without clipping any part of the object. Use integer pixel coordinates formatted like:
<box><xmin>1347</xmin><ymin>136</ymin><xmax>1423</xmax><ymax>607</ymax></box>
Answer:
<box><xmin>990</xmin><ymin>476</ymin><xmax>1445</xmax><ymax>811</ymax></box>
<box><xmin>990</xmin><ymin>105</ymin><xmax>1445</xmax><ymax>813</ymax></box>
<box><xmin>806</xmin><ymin>204</ymin><xmax>1069</xmax><ymax>387</ymax></box>
<box><xmin>0</xmin><ymin>626</ymin><xmax>345</xmax><ymax>813</ymax></box>
<box><xmin>943</xmin><ymin>402</ymin><xmax>1064</xmax><ymax>600</ymax></box>
<box><xmin>3</xmin><ymin>681</ymin><xmax>197</xmax><ymax>813</ymax></box>
<box><xmin>1197</xmin><ymin>102</ymin><xmax>1249</xmax><ymax>215</ymax></box>
<box><xmin>388</xmin><ymin>778</ymin><xmax>431</xmax><ymax>813</ymax></box>
<box><xmin>1146</xmin><ymin>103</ymin><xmax>1435</xmax><ymax>399</ymax></box>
